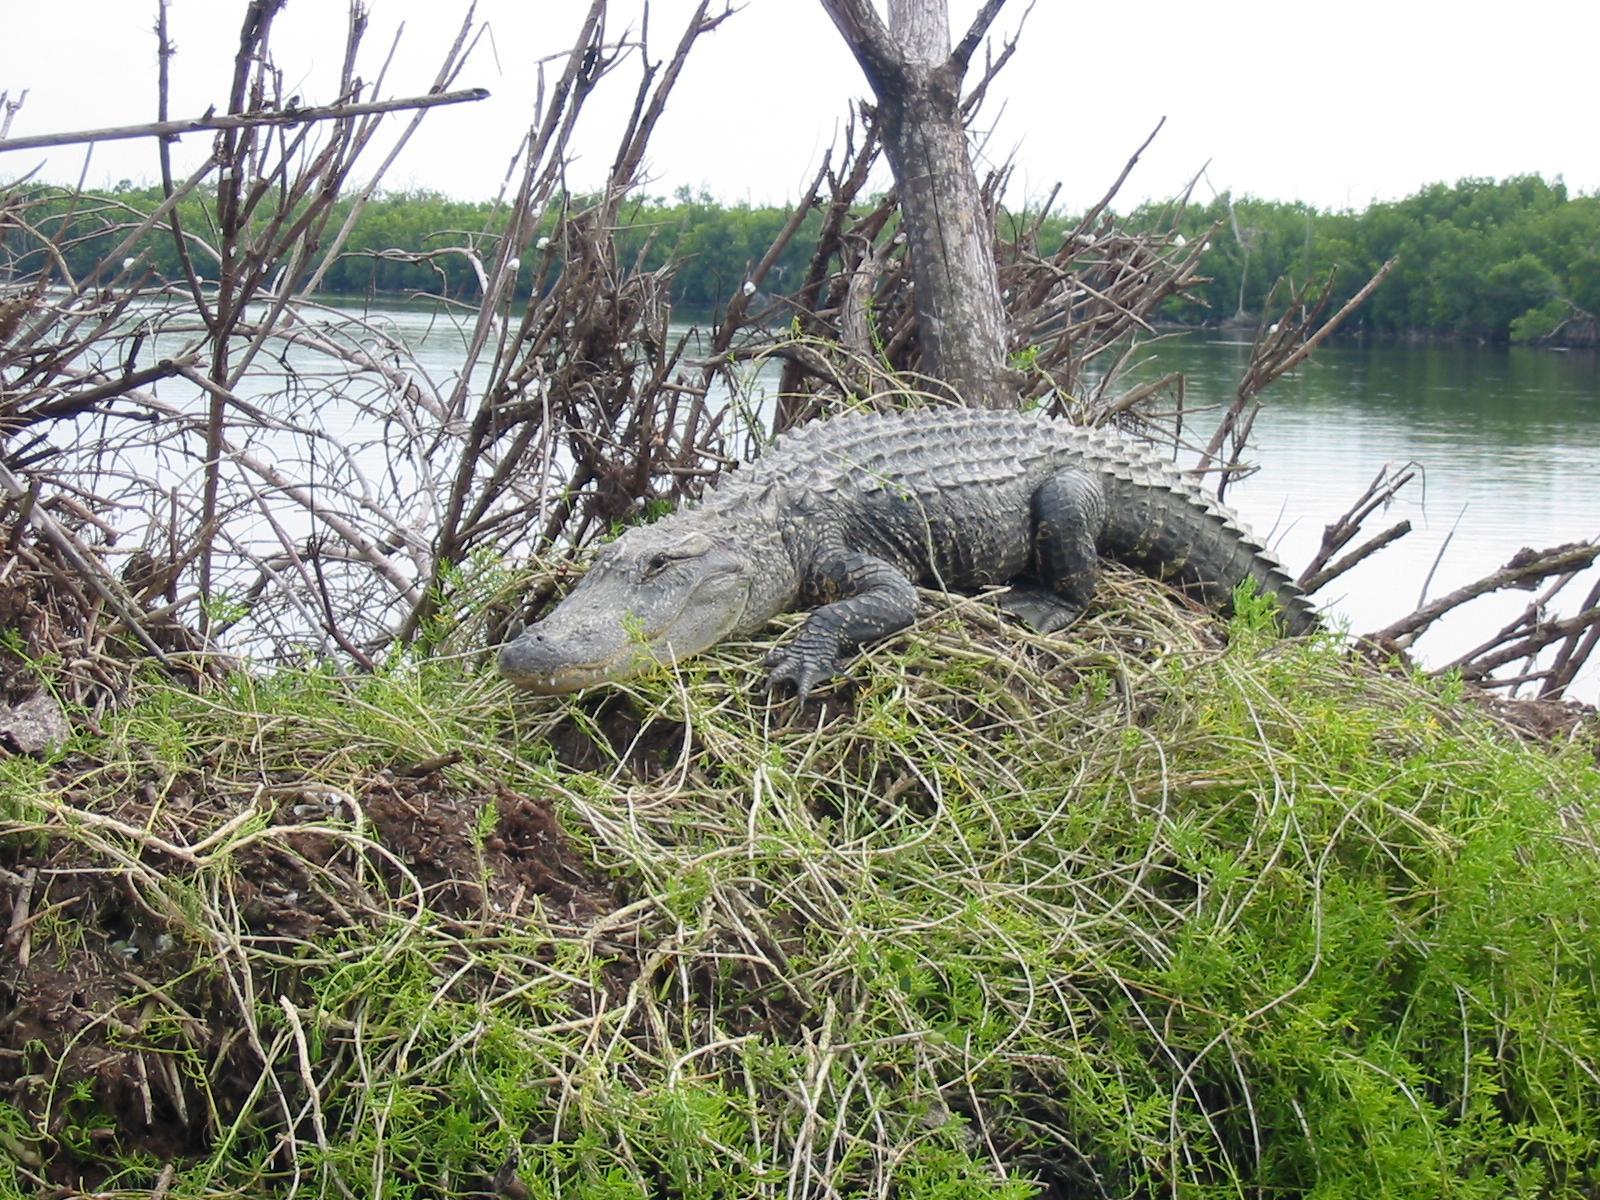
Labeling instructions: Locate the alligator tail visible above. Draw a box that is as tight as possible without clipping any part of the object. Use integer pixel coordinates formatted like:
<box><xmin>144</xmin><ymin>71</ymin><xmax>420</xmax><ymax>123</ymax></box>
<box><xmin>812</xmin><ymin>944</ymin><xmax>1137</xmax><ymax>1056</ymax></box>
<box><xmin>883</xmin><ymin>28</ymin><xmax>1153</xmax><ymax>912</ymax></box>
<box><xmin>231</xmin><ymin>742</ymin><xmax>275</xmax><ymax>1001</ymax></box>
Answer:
<box><xmin>1099</xmin><ymin>475</ymin><xmax>1319</xmax><ymax>636</ymax></box>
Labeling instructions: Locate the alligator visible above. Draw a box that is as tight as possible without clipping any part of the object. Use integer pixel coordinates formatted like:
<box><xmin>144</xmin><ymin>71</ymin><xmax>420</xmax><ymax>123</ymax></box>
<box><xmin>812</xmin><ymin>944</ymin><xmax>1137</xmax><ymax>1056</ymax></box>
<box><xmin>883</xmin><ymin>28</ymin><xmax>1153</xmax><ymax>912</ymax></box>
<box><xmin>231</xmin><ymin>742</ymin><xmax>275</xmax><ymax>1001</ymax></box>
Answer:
<box><xmin>498</xmin><ymin>408</ymin><xmax>1316</xmax><ymax>695</ymax></box>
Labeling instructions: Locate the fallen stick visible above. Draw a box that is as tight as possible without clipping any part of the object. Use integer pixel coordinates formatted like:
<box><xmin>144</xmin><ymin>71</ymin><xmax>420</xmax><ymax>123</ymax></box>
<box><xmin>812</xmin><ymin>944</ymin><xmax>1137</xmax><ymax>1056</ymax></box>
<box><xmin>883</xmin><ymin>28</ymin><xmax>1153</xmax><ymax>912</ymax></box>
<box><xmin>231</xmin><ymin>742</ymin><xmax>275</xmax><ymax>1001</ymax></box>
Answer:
<box><xmin>0</xmin><ymin>87</ymin><xmax>489</xmax><ymax>153</ymax></box>
<box><xmin>1369</xmin><ymin>542</ymin><xmax>1600</xmax><ymax>649</ymax></box>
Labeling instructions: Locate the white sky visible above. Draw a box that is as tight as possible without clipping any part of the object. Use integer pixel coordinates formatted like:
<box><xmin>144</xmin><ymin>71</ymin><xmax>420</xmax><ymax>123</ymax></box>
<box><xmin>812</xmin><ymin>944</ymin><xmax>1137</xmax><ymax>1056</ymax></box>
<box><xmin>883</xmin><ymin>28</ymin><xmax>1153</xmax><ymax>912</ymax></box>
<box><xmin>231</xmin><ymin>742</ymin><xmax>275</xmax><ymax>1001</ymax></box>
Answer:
<box><xmin>2</xmin><ymin>0</ymin><xmax>1597</xmax><ymax>213</ymax></box>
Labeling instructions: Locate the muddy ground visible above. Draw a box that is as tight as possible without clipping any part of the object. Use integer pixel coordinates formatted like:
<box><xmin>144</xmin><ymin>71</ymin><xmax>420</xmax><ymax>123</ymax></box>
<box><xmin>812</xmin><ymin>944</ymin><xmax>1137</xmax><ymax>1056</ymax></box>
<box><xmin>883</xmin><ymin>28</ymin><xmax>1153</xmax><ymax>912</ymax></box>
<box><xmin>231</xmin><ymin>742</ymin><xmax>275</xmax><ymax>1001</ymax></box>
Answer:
<box><xmin>0</xmin><ymin>747</ymin><xmax>623</xmax><ymax>1190</ymax></box>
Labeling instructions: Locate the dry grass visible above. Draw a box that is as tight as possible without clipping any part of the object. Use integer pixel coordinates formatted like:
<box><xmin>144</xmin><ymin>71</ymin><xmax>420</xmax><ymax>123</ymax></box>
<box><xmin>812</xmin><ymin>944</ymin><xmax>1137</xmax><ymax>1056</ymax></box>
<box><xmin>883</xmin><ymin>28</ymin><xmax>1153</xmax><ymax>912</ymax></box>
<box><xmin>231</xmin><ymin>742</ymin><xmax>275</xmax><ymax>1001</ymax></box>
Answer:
<box><xmin>3</xmin><ymin>574</ymin><xmax>1598</xmax><ymax>1197</ymax></box>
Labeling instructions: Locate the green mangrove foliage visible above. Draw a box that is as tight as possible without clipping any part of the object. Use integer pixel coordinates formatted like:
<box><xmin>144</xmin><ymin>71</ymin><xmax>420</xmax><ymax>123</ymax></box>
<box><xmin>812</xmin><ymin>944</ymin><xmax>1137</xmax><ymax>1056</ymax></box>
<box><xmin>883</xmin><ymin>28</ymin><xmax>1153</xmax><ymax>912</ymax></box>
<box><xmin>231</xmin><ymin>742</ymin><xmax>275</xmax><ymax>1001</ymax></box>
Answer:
<box><xmin>1136</xmin><ymin>174</ymin><xmax>1600</xmax><ymax>343</ymax></box>
<box><xmin>2</xmin><ymin>576</ymin><xmax>1598</xmax><ymax>1196</ymax></box>
<box><xmin>8</xmin><ymin>183</ymin><xmax>823</xmax><ymax>312</ymax></box>
<box><xmin>9</xmin><ymin>175</ymin><xmax>1598</xmax><ymax>342</ymax></box>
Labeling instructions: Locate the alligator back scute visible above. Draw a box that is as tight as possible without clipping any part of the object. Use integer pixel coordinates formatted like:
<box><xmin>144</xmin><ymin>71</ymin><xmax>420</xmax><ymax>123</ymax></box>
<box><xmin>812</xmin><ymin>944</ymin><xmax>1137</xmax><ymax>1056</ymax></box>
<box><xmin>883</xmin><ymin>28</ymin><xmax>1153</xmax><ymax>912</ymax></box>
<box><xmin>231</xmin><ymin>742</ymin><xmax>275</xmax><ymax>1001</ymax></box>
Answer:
<box><xmin>700</xmin><ymin>408</ymin><xmax>1316</xmax><ymax>633</ymax></box>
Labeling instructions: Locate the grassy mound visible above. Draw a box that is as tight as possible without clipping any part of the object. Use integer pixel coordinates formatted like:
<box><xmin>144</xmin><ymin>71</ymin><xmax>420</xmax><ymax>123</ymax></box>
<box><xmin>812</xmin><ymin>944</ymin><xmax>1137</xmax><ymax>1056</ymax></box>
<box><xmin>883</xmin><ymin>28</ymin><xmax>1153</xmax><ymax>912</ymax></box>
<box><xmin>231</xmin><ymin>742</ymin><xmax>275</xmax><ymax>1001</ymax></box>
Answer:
<box><xmin>2</xmin><ymin>576</ymin><xmax>1598</xmax><ymax>1197</ymax></box>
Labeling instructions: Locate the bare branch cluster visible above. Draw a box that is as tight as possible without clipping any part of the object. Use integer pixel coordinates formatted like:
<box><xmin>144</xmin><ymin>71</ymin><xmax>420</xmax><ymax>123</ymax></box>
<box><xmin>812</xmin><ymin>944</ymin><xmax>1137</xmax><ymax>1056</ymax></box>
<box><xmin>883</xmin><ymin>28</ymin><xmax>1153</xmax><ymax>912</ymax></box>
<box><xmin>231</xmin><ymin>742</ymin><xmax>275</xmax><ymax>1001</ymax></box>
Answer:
<box><xmin>1290</xmin><ymin>459</ymin><xmax>1599</xmax><ymax>697</ymax></box>
<box><xmin>710</xmin><ymin>109</ymin><xmax>1215</xmax><ymax>430</ymax></box>
<box><xmin>2</xmin><ymin>1</ymin><xmax>748</xmax><ymax>688</ymax></box>
<box><xmin>1200</xmin><ymin>259</ymin><xmax>1397</xmax><ymax>496</ymax></box>
<box><xmin>1369</xmin><ymin>541</ymin><xmax>1600</xmax><ymax>697</ymax></box>
<box><xmin>1298</xmin><ymin>461</ymin><xmax>1420</xmax><ymax>594</ymax></box>
<box><xmin>1</xmin><ymin>0</ymin><xmax>1595</xmax><ymax>705</ymax></box>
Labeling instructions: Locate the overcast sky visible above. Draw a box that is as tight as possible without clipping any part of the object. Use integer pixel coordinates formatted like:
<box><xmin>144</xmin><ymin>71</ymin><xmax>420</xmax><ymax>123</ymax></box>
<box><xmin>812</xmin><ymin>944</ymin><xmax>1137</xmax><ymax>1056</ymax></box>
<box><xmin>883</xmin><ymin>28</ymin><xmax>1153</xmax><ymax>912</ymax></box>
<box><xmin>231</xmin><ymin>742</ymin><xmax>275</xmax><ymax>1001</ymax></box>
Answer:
<box><xmin>3</xmin><ymin>0</ymin><xmax>1596</xmax><ymax>214</ymax></box>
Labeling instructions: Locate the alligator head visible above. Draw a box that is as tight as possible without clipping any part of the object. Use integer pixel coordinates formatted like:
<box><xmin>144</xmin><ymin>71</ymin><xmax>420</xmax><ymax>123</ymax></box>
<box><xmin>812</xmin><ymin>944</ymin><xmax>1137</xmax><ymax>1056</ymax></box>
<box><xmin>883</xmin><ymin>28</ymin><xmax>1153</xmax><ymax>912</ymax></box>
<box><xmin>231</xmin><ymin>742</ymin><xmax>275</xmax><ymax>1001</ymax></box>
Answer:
<box><xmin>497</xmin><ymin>525</ymin><xmax>761</xmax><ymax>694</ymax></box>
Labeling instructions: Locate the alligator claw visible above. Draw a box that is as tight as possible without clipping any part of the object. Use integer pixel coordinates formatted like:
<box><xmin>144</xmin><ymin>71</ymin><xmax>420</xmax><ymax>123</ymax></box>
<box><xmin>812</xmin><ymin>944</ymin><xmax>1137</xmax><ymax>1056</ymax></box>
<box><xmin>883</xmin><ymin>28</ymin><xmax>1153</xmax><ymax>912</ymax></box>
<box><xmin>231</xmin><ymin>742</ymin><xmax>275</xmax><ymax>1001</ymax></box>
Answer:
<box><xmin>764</xmin><ymin>643</ymin><xmax>839</xmax><ymax>697</ymax></box>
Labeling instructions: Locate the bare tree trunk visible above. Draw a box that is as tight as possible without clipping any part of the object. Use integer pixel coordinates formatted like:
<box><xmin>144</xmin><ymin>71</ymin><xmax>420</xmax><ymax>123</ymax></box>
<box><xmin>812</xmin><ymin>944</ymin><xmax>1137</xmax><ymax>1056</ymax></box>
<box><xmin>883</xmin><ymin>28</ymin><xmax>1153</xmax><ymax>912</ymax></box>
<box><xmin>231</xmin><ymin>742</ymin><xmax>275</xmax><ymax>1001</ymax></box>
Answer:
<box><xmin>820</xmin><ymin>0</ymin><xmax>1013</xmax><ymax>408</ymax></box>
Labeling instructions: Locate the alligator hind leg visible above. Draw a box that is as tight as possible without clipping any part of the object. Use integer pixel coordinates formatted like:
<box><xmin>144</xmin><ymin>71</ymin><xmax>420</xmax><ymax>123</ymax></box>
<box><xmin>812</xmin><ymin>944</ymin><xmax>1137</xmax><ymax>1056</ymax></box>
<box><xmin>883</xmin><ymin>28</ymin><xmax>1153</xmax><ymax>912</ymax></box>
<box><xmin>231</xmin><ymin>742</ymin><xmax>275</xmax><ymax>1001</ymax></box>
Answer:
<box><xmin>997</xmin><ymin>468</ymin><xmax>1108</xmax><ymax>633</ymax></box>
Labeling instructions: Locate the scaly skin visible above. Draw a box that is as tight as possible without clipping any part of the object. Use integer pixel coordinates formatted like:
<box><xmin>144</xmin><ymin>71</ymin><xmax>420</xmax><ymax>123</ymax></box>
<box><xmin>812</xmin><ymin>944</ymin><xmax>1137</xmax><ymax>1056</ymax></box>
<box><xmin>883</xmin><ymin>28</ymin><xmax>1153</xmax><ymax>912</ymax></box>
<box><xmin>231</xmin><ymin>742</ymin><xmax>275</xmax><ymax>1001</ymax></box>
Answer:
<box><xmin>497</xmin><ymin>408</ymin><xmax>1316</xmax><ymax>694</ymax></box>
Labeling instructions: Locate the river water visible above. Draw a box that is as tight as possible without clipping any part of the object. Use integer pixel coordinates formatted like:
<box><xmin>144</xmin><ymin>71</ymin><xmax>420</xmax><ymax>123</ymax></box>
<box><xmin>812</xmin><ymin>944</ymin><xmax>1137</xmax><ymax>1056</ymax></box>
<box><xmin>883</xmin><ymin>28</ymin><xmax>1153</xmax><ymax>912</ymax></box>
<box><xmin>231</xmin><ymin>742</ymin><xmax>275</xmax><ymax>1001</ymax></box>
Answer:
<box><xmin>1146</xmin><ymin>338</ymin><xmax>1598</xmax><ymax>695</ymax></box>
<box><xmin>328</xmin><ymin>304</ymin><xmax>1600</xmax><ymax>700</ymax></box>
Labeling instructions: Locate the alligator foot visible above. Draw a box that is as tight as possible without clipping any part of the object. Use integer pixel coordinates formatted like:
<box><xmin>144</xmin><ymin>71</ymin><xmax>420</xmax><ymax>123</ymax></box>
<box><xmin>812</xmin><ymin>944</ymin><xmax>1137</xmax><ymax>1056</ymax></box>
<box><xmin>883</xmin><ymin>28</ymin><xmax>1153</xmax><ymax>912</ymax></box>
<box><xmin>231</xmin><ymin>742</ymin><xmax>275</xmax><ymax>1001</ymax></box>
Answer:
<box><xmin>764</xmin><ymin>636</ymin><xmax>845</xmax><ymax>697</ymax></box>
<box><xmin>995</xmin><ymin>585</ymin><xmax>1085</xmax><ymax>634</ymax></box>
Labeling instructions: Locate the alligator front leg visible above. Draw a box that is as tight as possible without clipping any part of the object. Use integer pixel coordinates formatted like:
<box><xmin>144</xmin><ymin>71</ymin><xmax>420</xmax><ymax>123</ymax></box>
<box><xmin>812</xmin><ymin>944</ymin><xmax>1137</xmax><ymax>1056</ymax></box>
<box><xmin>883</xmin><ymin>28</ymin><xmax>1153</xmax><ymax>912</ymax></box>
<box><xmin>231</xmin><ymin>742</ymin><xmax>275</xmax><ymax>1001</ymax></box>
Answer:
<box><xmin>998</xmin><ymin>468</ymin><xmax>1108</xmax><ymax>633</ymax></box>
<box><xmin>766</xmin><ymin>549</ymin><xmax>917</xmax><ymax>695</ymax></box>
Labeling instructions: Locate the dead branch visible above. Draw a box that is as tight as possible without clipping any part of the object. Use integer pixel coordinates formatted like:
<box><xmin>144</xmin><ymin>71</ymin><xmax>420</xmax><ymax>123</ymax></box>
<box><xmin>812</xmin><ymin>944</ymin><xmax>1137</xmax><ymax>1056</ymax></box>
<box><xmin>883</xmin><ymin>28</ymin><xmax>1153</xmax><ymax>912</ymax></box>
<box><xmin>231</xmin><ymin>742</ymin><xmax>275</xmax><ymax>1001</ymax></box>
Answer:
<box><xmin>1063</xmin><ymin>119</ymin><xmax>1167</xmax><ymax>254</ymax></box>
<box><xmin>1296</xmin><ymin>461</ymin><xmax>1420</xmax><ymax>593</ymax></box>
<box><xmin>819</xmin><ymin>0</ymin><xmax>901</xmax><ymax>91</ymax></box>
<box><xmin>0</xmin><ymin>89</ymin><xmax>489</xmax><ymax>154</ymax></box>
<box><xmin>1301</xmin><ymin>521</ymin><xmax>1412</xmax><ymax>596</ymax></box>
<box><xmin>958</xmin><ymin>2</ymin><xmax>1029</xmax><ymax>117</ymax></box>
<box><xmin>709</xmin><ymin>157</ymin><xmax>830</xmax><ymax>360</ymax></box>
<box><xmin>0</xmin><ymin>90</ymin><xmax>26</xmax><ymax>140</ymax></box>
<box><xmin>1368</xmin><ymin>542</ymin><xmax>1600</xmax><ymax>650</ymax></box>
<box><xmin>609</xmin><ymin>3</ymin><xmax>737</xmax><ymax>195</ymax></box>
<box><xmin>8</xmin><ymin>355</ymin><xmax>200</xmax><ymax>427</ymax></box>
<box><xmin>1449</xmin><ymin>604</ymin><xmax>1600</xmax><ymax>689</ymax></box>
<box><xmin>1543</xmin><ymin>575</ymin><xmax>1600</xmax><ymax>698</ymax></box>
<box><xmin>950</xmin><ymin>0</ymin><xmax>1013</xmax><ymax>73</ymax></box>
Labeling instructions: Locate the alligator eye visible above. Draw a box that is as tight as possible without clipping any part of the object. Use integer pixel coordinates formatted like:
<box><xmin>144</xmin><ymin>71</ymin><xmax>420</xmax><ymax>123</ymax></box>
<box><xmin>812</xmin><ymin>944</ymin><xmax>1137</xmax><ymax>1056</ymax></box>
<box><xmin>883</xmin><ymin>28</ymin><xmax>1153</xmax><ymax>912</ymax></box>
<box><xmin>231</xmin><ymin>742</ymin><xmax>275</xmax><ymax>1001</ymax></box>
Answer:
<box><xmin>643</xmin><ymin>552</ymin><xmax>673</xmax><ymax>578</ymax></box>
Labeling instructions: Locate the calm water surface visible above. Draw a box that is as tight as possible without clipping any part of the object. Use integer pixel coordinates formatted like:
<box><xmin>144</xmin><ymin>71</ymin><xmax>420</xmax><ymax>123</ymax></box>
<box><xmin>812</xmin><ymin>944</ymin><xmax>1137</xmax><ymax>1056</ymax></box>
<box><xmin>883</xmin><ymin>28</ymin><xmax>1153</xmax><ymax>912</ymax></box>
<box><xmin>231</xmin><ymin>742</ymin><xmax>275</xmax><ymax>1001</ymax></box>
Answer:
<box><xmin>1131</xmin><ymin>338</ymin><xmax>1598</xmax><ymax>694</ymax></box>
<box><xmin>344</xmin><ymin>305</ymin><xmax>1600</xmax><ymax>699</ymax></box>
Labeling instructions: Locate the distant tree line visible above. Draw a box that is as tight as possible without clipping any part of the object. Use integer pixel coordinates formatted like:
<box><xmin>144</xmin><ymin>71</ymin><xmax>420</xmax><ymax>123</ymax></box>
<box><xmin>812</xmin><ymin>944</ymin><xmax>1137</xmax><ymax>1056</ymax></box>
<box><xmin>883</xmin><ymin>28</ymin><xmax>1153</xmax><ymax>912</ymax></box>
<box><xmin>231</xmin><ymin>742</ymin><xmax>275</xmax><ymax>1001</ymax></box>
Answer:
<box><xmin>13</xmin><ymin>175</ymin><xmax>1598</xmax><ymax>345</ymax></box>
<box><xmin>1138</xmin><ymin>175</ymin><xmax>1600</xmax><ymax>344</ymax></box>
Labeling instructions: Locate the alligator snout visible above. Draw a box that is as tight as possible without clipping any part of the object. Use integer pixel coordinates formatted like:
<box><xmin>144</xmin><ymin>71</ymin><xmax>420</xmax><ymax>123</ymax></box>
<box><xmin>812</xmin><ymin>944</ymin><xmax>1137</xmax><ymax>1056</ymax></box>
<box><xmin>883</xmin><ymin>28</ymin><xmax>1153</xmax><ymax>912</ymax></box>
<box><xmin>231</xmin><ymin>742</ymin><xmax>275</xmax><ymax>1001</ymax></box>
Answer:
<box><xmin>497</xmin><ymin>621</ymin><xmax>625</xmax><ymax>694</ymax></box>
<box><xmin>496</xmin><ymin>628</ymin><xmax>557</xmax><ymax>692</ymax></box>
<box><xmin>498</xmin><ymin>530</ymin><xmax>759</xmax><ymax>694</ymax></box>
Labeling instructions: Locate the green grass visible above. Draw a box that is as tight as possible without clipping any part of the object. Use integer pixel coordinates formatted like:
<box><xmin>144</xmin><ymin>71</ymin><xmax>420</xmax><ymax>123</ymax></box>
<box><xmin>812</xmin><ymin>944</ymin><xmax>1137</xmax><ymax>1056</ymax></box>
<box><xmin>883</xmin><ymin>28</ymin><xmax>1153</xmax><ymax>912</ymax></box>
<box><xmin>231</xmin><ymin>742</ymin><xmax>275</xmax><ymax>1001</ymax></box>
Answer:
<box><xmin>1</xmin><ymin>576</ymin><xmax>1598</xmax><ymax>1197</ymax></box>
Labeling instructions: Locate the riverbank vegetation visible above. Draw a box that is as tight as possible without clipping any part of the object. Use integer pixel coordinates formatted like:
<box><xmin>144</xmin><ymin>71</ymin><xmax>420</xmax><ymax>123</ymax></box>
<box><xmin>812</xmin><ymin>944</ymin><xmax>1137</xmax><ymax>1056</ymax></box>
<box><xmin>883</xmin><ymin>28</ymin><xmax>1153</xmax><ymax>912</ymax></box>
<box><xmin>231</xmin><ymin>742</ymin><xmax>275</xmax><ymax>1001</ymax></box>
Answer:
<box><xmin>4</xmin><ymin>577</ymin><xmax>1599</xmax><ymax>1196</ymax></box>
<box><xmin>1163</xmin><ymin>175</ymin><xmax>1600</xmax><ymax>345</ymax></box>
<box><xmin>13</xmin><ymin>173</ymin><xmax>1600</xmax><ymax>345</ymax></box>
<box><xmin>4</xmin><ymin>1</ymin><xmax>1600</xmax><ymax>1195</ymax></box>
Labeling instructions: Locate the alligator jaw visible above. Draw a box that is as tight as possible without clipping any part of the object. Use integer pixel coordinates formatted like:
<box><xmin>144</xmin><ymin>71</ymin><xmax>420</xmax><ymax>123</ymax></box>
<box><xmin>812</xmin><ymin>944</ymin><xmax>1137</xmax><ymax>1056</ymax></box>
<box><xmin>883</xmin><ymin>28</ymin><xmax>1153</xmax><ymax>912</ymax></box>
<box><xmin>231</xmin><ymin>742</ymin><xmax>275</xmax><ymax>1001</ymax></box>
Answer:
<box><xmin>498</xmin><ymin>531</ymin><xmax>761</xmax><ymax>694</ymax></box>
<box><xmin>496</xmin><ymin>637</ymin><xmax>653</xmax><ymax>695</ymax></box>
